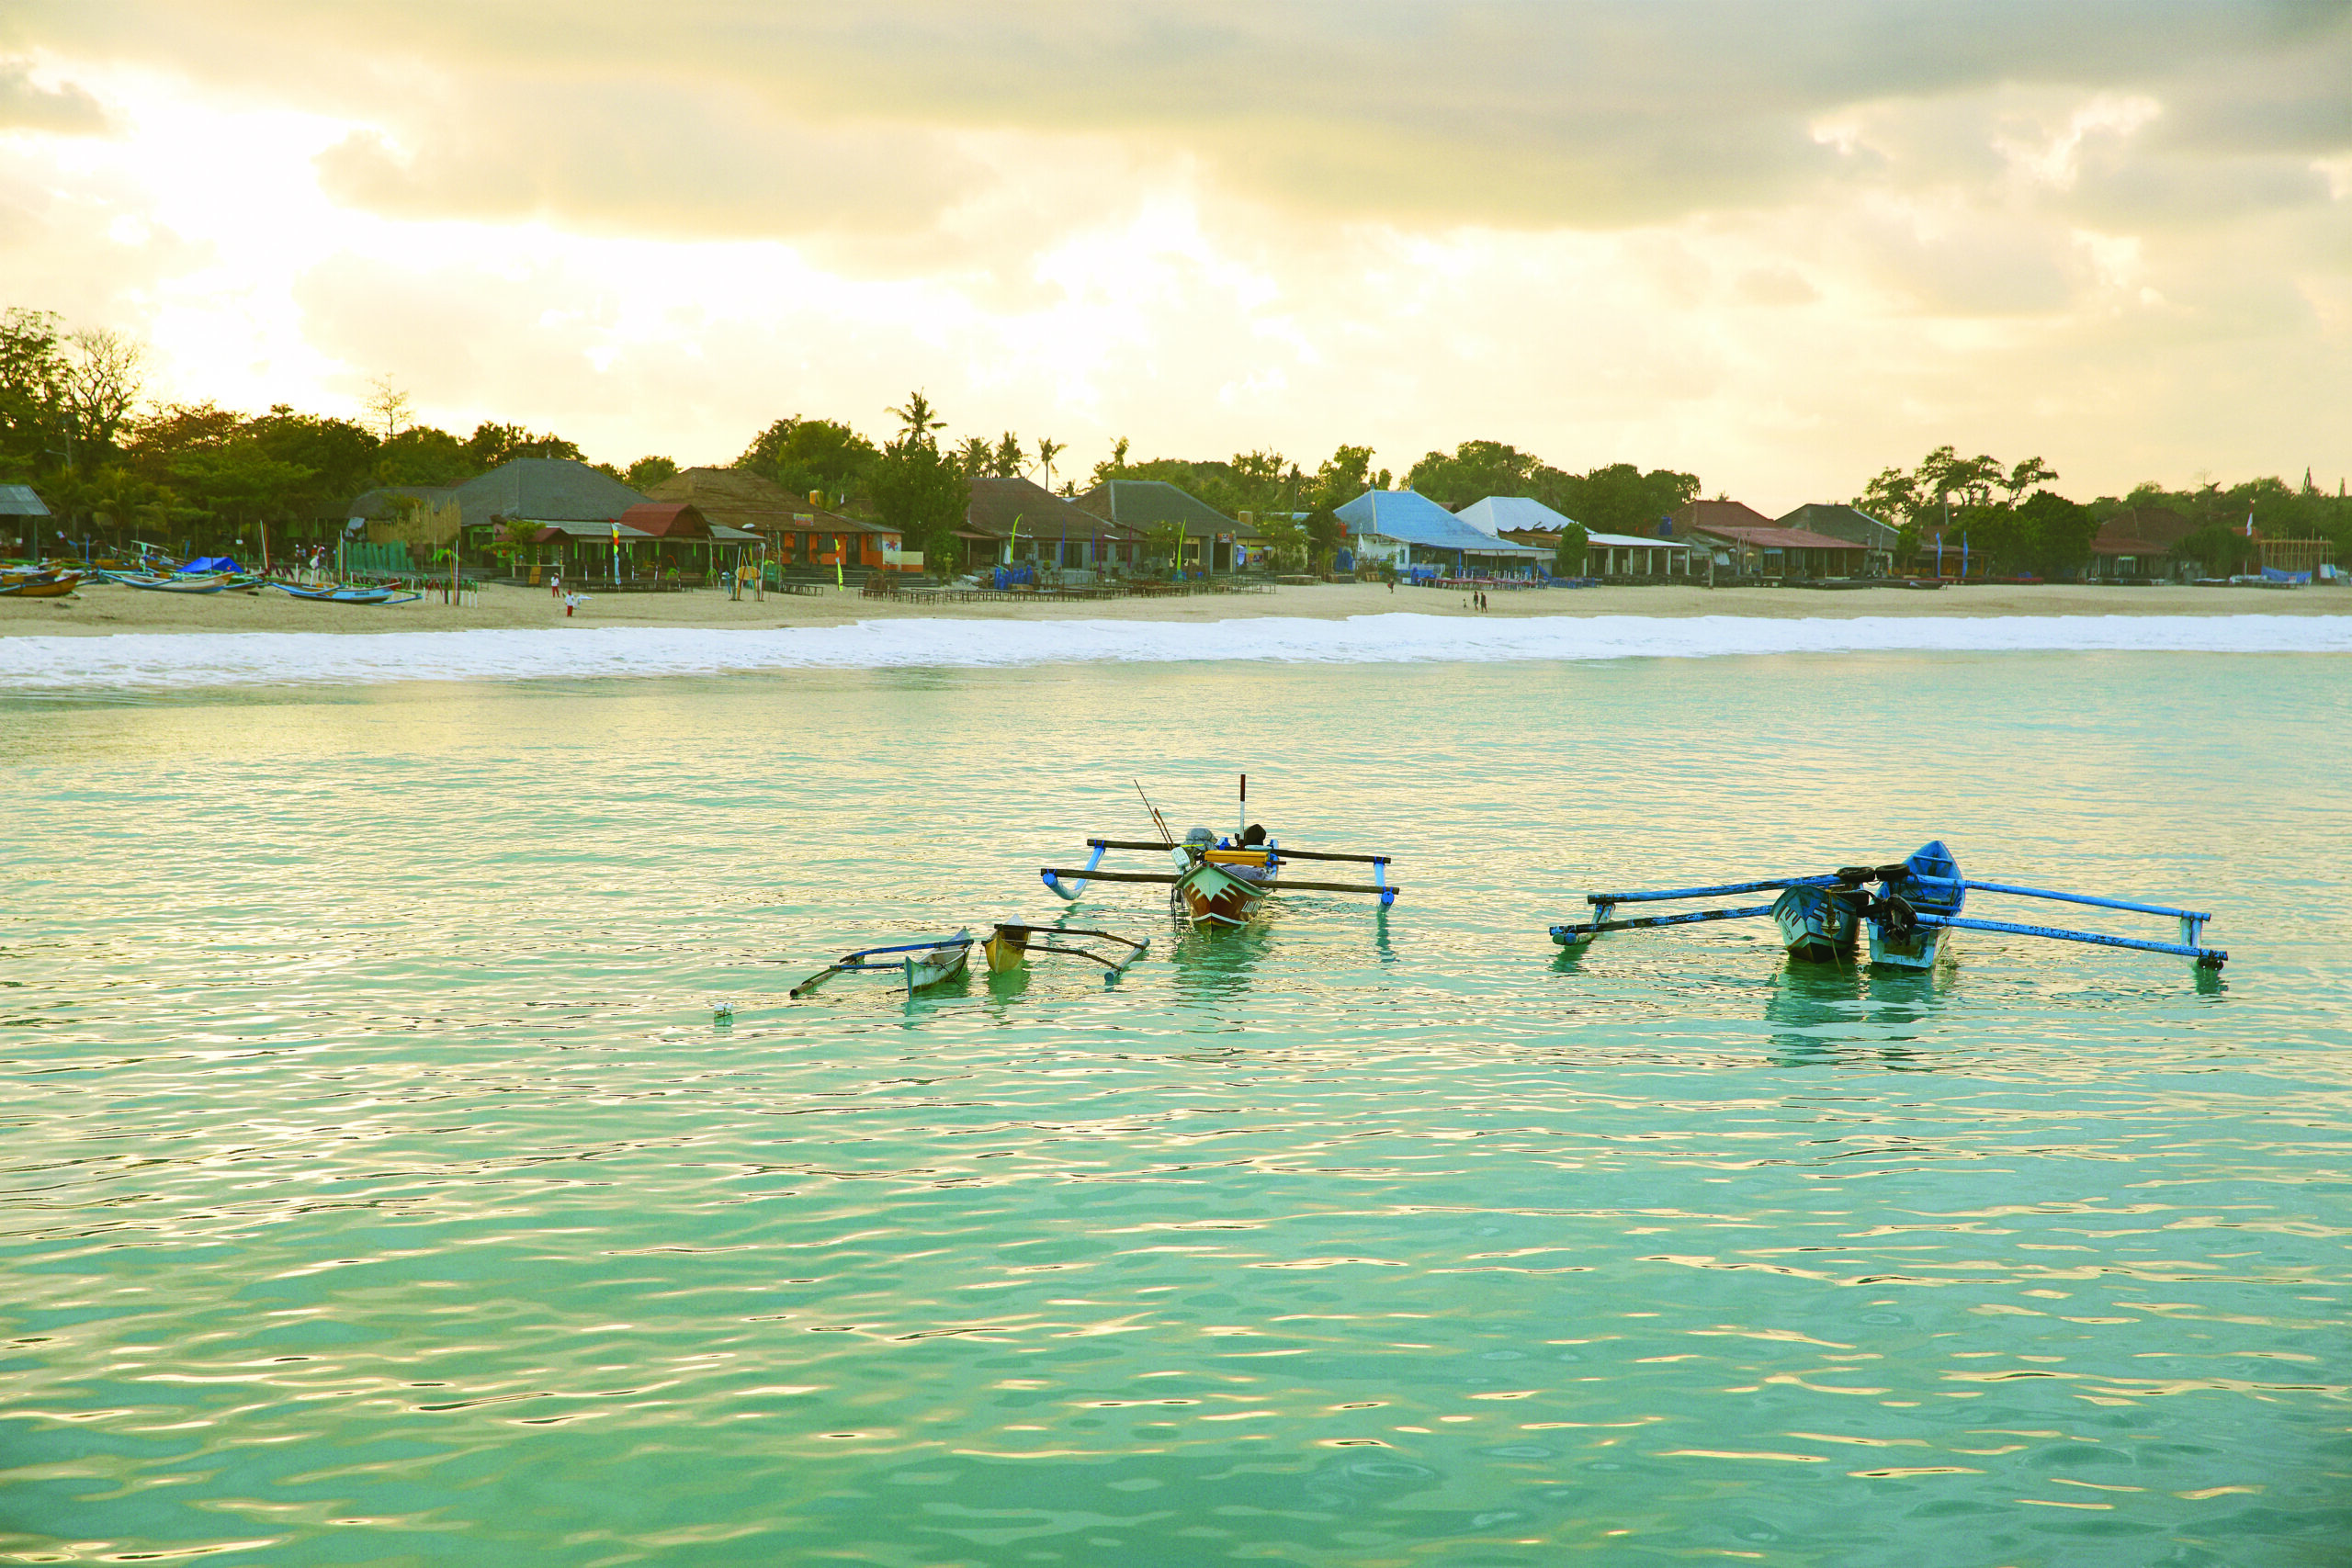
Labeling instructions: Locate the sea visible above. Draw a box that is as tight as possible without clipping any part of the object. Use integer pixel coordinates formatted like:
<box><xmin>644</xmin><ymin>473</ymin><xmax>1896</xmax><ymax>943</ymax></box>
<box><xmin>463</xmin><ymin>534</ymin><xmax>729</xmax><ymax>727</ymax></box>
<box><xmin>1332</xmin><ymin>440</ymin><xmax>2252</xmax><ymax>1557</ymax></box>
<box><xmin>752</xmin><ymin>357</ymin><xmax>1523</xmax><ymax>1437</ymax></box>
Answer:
<box><xmin>5</xmin><ymin>614</ymin><xmax>2348</xmax><ymax>1566</ymax></box>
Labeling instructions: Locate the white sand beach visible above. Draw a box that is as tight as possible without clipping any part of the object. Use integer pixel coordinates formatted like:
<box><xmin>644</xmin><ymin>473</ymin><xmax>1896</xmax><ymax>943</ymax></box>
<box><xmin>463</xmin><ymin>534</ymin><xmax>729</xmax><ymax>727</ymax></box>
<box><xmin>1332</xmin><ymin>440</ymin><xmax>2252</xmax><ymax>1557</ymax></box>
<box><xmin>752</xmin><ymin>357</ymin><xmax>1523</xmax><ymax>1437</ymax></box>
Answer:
<box><xmin>6</xmin><ymin>578</ymin><xmax>2346</xmax><ymax>637</ymax></box>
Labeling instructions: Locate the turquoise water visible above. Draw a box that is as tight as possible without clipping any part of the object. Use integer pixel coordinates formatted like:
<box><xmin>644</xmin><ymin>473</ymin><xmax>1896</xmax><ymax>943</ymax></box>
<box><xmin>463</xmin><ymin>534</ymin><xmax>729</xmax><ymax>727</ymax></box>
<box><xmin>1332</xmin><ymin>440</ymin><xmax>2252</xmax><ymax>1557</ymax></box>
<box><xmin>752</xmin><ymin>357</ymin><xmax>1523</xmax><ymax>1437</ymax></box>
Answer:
<box><xmin>5</xmin><ymin>650</ymin><xmax>2349</xmax><ymax>1565</ymax></box>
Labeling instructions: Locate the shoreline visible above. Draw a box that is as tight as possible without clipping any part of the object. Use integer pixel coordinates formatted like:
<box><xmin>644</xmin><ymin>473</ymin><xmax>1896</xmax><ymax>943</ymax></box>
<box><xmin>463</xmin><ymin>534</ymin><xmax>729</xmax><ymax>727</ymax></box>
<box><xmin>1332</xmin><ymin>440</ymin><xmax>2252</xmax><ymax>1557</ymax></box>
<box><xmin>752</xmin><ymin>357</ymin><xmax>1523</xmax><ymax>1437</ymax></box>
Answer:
<box><xmin>6</xmin><ymin>579</ymin><xmax>2348</xmax><ymax>637</ymax></box>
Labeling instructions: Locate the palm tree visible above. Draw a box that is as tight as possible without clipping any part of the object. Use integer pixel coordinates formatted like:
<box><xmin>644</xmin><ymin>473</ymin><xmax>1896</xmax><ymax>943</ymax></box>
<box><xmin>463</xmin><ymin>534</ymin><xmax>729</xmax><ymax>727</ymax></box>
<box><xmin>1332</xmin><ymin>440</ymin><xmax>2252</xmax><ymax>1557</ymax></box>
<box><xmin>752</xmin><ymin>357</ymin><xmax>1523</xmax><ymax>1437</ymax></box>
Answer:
<box><xmin>1035</xmin><ymin>436</ymin><xmax>1066</xmax><ymax>493</ymax></box>
<box><xmin>888</xmin><ymin>390</ymin><xmax>945</xmax><ymax>443</ymax></box>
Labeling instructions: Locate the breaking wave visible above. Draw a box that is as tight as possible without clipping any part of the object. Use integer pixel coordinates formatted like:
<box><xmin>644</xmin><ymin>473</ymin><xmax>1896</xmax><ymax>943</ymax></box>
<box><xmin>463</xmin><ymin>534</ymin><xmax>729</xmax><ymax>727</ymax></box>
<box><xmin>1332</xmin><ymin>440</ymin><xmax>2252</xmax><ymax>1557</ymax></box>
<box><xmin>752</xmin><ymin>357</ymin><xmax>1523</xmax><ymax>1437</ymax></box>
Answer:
<box><xmin>3</xmin><ymin>613</ymin><xmax>2346</xmax><ymax>693</ymax></box>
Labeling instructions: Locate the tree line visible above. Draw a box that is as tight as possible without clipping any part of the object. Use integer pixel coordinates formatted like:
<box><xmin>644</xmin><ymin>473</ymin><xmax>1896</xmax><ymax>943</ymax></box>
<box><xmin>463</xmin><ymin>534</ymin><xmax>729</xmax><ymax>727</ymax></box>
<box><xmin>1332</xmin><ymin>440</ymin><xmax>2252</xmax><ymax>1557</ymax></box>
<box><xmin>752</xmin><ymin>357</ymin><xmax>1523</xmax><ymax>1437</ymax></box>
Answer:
<box><xmin>6</xmin><ymin>304</ymin><xmax>2344</xmax><ymax>576</ymax></box>
<box><xmin>1857</xmin><ymin>445</ymin><xmax>2352</xmax><ymax>577</ymax></box>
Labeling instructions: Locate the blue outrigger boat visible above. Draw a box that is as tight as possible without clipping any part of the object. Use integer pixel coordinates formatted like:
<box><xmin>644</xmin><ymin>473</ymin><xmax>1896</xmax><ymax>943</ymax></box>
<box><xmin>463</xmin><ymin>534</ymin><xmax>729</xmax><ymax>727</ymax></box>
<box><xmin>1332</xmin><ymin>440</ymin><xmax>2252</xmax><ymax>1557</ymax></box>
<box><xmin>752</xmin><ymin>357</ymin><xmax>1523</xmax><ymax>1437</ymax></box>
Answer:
<box><xmin>266</xmin><ymin>581</ymin><xmax>423</xmax><ymax>605</ymax></box>
<box><xmin>1551</xmin><ymin>841</ymin><xmax>2226</xmax><ymax>973</ymax></box>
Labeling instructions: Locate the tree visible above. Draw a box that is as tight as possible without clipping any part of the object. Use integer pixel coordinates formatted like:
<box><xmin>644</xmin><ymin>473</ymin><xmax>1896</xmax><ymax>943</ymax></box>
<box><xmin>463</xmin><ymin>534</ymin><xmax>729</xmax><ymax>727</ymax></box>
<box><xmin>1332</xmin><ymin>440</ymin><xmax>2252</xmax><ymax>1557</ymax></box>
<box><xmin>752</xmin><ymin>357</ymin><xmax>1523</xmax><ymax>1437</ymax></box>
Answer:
<box><xmin>119</xmin><ymin>402</ymin><xmax>243</xmax><ymax>487</ymax></box>
<box><xmin>1406</xmin><ymin>439</ymin><xmax>1542</xmax><ymax>508</ymax></box>
<box><xmin>737</xmin><ymin>415</ymin><xmax>878</xmax><ymax>502</ymax></box>
<box><xmin>2003</xmin><ymin>457</ymin><xmax>2058</xmax><ymax>505</ymax></box>
<box><xmin>990</xmin><ymin>431</ymin><xmax>1024</xmax><ymax>479</ymax></box>
<box><xmin>170</xmin><ymin>439</ymin><xmax>316</xmax><ymax>550</ymax></box>
<box><xmin>244</xmin><ymin>406</ymin><xmax>378</xmax><ymax>511</ymax></box>
<box><xmin>1309</xmin><ymin>445</ymin><xmax>1378</xmax><ymax>510</ymax></box>
<box><xmin>77</xmin><ymin>465</ymin><xmax>188</xmax><ymax>547</ymax></box>
<box><xmin>625</xmin><ymin>455</ymin><xmax>678</xmax><ymax>491</ymax></box>
<box><xmin>955</xmin><ymin>435</ymin><xmax>991</xmax><ymax>476</ymax></box>
<box><xmin>869</xmin><ymin>390</ymin><xmax>968</xmax><ymax>571</ymax></box>
<box><xmin>1554</xmin><ymin>522</ymin><xmax>1589</xmax><ymax>577</ymax></box>
<box><xmin>1303</xmin><ymin>505</ymin><xmax>1344</xmax><ymax>570</ymax></box>
<box><xmin>1556</xmin><ymin>463</ymin><xmax>1701</xmax><ymax>536</ymax></box>
<box><xmin>0</xmin><ymin>307</ymin><xmax>64</xmax><ymax>477</ymax></box>
<box><xmin>1035</xmin><ymin>435</ymin><xmax>1066</xmax><ymax>493</ymax></box>
<box><xmin>363</xmin><ymin>375</ymin><xmax>412</xmax><ymax>441</ymax></box>
<box><xmin>1089</xmin><ymin>436</ymin><xmax>1131</xmax><ymax>487</ymax></box>
<box><xmin>374</xmin><ymin>424</ymin><xmax>473</xmax><ymax>486</ymax></box>
<box><xmin>467</xmin><ymin>421</ymin><xmax>581</xmax><ymax>468</ymax></box>
<box><xmin>2175</xmin><ymin>522</ymin><xmax>2256</xmax><ymax>577</ymax></box>
<box><xmin>56</xmin><ymin>327</ymin><xmax>144</xmax><ymax>461</ymax></box>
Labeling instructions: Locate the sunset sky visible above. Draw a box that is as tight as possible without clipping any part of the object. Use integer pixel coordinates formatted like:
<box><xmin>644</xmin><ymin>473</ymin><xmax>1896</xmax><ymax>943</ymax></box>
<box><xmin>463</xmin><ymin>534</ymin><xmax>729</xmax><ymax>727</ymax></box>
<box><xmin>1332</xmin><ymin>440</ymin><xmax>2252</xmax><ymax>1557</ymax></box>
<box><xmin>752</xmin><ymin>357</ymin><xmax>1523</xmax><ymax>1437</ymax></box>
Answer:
<box><xmin>4</xmin><ymin>2</ymin><xmax>2348</xmax><ymax>508</ymax></box>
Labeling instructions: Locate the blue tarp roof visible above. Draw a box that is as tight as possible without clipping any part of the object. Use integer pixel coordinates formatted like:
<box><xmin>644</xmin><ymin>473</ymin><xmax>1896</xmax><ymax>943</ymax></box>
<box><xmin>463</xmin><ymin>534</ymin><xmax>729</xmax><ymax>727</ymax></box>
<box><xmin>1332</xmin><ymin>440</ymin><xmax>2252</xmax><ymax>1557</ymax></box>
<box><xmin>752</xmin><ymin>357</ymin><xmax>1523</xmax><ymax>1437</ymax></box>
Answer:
<box><xmin>1336</xmin><ymin>490</ymin><xmax>1548</xmax><ymax>556</ymax></box>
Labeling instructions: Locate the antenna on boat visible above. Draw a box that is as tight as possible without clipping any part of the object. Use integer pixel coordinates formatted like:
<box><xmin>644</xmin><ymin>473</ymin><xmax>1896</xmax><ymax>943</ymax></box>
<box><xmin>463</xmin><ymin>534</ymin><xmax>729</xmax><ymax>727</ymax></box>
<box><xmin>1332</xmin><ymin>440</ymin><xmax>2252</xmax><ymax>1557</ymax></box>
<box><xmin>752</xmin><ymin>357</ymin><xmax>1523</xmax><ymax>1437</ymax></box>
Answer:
<box><xmin>1134</xmin><ymin>778</ymin><xmax>1174</xmax><ymax>846</ymax></box>
<box><xmin>1239</xmin><ymin>773</ymin><xmax>1247</xmax><ymax>838</ymax></box>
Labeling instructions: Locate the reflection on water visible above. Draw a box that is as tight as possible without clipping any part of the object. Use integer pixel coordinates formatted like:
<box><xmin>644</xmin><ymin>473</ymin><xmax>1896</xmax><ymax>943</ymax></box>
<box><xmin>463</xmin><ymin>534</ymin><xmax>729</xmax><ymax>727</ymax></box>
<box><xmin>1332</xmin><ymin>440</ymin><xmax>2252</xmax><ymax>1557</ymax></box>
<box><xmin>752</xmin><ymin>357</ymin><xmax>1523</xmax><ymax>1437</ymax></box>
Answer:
<box><xmin>1170</xmin><ymin>913</ymin><xmax>1278</xmax><ymax>1000</ymax></box>
<box><xmin>3</xmin><ymin>652</ymin><xmax>2348</xmax><ymax>1565</ymax></box>
<box><xmin>1761</xmin><ymin>961</ymin><xmax>1952</xmax><ymax>1068</ymax></box>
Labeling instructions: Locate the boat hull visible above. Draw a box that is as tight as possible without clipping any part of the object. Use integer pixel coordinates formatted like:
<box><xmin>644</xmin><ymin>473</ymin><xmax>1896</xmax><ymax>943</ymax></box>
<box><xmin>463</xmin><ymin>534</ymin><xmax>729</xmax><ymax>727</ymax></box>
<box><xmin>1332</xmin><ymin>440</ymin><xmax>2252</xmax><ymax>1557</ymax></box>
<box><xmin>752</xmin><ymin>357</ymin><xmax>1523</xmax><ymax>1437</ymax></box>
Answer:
<box><xmin>1772</xmin><ymin>885</ymin><xmax>1859</xmax><ymax>964</ymax></box>
<box><xmin>1865</xmin><ymin>840</ymin><xmax>1964</xmax><ymax>970</ymax></box>
<box><xmin>1865</xmin><ymin>919</ymin><xmax>1951</xmax><ymax>970</ymax></box>
<box><xmin>1175</xmin><ymin>856</ymin><xmax>1270</xmax><ymax>928</ymax></box>
<box><xmin>0</xmin><ymin>576</ymin><xmax>79</xmax><ymax>598</ymax></box>
<box><xmin>901</xmin><ymin>938</ymin><xmax>970</xmax><ymax>990</ymax></box>
<box><xmin>982</xmin><ymin>926</ymin><xmax>1031</xmax><ymax>973</ymax></box>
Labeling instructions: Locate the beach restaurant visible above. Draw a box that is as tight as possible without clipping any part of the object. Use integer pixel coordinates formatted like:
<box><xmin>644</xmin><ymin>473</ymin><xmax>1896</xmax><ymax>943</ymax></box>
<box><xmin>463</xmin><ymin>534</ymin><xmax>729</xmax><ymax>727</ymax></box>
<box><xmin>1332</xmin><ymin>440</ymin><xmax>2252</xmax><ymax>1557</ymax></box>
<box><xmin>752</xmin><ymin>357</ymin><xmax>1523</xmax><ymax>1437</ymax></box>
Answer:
<box><xmin>1461</xmin><ymin>495</ymin><xmax>1697</xmax><ymax>579</ymax></box>
<box><xmin>1339</xmin><ymin>488</ymin><xmax>1552</xmax><ymax>579</ymax></box>
<box><xmin>1674</xmin><ymin>500</ymin><xmax>1872</xmax><ymax>581</ymax></box>
<box><xmin>1074</xmin><ymin>479</ymin><xmax>1270</xmax><ymax>573</ymax></box>
<box><xmin>961</xmin><ymin>478</ymin><xmax>1146</xmax><ymax>575</ymax></box>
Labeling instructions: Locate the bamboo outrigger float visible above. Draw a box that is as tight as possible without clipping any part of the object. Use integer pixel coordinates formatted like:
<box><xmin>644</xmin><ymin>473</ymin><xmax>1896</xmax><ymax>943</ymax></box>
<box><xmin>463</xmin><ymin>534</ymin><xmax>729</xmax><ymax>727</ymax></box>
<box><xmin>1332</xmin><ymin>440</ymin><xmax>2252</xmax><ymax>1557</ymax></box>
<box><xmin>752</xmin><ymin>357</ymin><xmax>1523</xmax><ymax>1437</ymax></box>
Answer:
<box><xmin>1041</xmin><ymin>775</ymin><xmax>1398</xmax><ymax>929</ymax></box>
<box><xmin>1551</xmin><ymin>841</ymin><xmax>2227</xmax><ymax>973</ymax></box>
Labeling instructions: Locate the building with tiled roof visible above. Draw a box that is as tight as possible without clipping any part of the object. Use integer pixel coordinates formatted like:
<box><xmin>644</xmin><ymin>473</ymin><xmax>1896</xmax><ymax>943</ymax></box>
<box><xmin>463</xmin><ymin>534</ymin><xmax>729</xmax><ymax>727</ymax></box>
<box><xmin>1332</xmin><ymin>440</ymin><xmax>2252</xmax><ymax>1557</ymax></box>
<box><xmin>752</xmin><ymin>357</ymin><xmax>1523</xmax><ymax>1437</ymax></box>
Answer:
<box><xmin>1073</xmin><ymin>479</ymin><xmax>1267</xmax><ymax>572</ymax></box>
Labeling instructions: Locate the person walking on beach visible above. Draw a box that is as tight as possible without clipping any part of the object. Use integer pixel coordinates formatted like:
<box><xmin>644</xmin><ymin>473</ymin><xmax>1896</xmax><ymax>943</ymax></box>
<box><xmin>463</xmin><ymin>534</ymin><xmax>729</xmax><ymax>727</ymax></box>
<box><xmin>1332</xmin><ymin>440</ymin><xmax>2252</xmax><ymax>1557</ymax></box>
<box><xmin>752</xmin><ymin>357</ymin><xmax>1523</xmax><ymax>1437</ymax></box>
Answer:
<box><xmin>549</xmin><ymin>571</ymin><xmax>562</xmax><ymax>599</ymax></box>
<box><xmin>562</xmin><ymin>591</ymin><xmax>583</xmax><ymax>618</ymax></box>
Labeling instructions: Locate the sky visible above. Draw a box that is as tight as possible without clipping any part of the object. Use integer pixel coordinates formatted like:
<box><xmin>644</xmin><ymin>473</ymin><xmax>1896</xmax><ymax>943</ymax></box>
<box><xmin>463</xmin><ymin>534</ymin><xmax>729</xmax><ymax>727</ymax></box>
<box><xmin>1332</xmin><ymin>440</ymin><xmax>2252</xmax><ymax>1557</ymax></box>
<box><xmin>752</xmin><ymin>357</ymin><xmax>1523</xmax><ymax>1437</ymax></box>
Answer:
<box><xmin>3</xmin><ymin>1</ymin><xmax>2348</xmax><ymax>510</ymax></box>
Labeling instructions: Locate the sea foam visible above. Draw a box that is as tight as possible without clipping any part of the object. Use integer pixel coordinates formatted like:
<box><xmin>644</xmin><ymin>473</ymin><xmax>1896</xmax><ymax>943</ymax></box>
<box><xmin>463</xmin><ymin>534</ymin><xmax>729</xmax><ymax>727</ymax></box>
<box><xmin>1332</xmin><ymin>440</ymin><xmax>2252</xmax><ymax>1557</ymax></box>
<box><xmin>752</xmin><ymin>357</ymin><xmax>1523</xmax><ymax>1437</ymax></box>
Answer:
<box><xmin>2</xmin><ymin>613</ymin><xmax>2345</xmax><ymax>693</ymax></box>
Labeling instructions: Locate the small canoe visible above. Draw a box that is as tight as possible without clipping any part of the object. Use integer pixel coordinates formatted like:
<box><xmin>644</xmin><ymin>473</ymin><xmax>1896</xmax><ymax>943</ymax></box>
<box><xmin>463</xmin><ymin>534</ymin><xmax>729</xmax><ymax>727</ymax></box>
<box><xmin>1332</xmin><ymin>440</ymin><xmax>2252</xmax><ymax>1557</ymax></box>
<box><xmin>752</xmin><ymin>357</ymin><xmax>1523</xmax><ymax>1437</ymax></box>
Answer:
<box><xmin>791</xmin><ymin>930</ymin><xmax>973</xmax><ymax>998</ymax></box>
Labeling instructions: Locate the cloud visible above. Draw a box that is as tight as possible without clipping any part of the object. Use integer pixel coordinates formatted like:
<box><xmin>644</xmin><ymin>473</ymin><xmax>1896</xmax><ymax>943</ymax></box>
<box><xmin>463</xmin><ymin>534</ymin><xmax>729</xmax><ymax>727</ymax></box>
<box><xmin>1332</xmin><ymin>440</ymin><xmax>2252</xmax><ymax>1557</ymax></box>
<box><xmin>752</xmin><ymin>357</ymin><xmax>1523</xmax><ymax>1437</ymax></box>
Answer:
<box><xmin>2</xmin><ymin>0</ymin><xmax>2348</xmax><ymax>505</ymax></box>
<box><xmin>14</xmin><ymin>1</ymin><xmax>2352</xmax><ymax>236</ymax></box>
<box><xmin>0</xmin><ymin>58</ymin><xmax>111</xmax><ymax>134</ymax></box>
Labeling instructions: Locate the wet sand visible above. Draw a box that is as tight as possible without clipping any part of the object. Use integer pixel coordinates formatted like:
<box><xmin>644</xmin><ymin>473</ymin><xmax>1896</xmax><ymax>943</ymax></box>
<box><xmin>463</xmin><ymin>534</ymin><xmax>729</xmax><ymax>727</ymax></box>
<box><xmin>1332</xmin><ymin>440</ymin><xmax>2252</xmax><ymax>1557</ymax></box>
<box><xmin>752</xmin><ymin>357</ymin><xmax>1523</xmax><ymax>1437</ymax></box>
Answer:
<box><xmin>5</xmin><ymin>578</ymin><xmax>2345</xmax><ymax>637</ymax></box>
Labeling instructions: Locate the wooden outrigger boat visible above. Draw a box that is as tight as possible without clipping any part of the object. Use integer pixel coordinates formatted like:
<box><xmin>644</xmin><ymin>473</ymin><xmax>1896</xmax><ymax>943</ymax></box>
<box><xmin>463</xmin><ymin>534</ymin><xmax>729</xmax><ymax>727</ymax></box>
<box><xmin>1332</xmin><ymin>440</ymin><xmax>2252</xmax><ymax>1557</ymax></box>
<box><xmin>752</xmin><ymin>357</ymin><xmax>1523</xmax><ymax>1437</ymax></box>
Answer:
<box><xmin>1041</xmin><ymin>776</ymin><xmax>1397</xmax><ymax>930</ymax></box>
<box><xmin>266</xmin><ymin>581</ymin><xmax>423</xmax><ymax>605</ymax></box>
<box><xmin>118</xmin><ymin>572</ymin><xmax>240</xmax><ymax>594</ymax></box>
<box><xmin>791</xmin><ymin>929</ymin><xmax>973</xmax><ymax>998</ymax></box>
<box><xmin>1552</xmin><ymin>840</ymin><xmax>2226</xmax><ymax>974</ymax></box>
<box><xmin>981</xmin><ymin>922</ymin><xmax>1148</xmax><ymax>976</ymax></box>
<box><xmin>0</xmin><ymin>570</ymin><xmax>82</xmax><ymax>598</ymax></box>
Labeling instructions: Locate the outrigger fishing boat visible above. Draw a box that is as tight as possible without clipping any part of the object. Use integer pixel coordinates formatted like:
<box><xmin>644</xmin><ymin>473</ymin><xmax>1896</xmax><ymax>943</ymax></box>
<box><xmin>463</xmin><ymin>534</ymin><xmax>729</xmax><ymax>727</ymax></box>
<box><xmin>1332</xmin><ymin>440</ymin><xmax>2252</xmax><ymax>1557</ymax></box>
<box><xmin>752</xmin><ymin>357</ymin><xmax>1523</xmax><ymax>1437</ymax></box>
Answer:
<box><xmin>0</xmin><ymin>569</ymin><xmax>83</xmax><ymax>598</ymax></box>
<box><xmin>118</xmin><ymin>572</ymin><xmax>241</xmax><ymax>594</ymax></box>
<box><xmin>791</xmin><ymin>929</ymin><xmax>973</xmax><ymax>998</ymax></box>
<box><xmin>1552</xmin><ymin>840</ymin><xmax>2226</xmax><ymax>973</ymax></box>
<box><xmin>266</xmin><ymin>581</ymin><xmax>423</xmax><ymax>605</ymax></box>
<box><xmin>1041</xmin><ymin>775</ymin><xmax>1398</xmax><ymax>929</ymax></box>
<box><xmin>981</xmin><ymin>922</ymin><xmax>1148</xmax><ymax>976</ymax></box>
